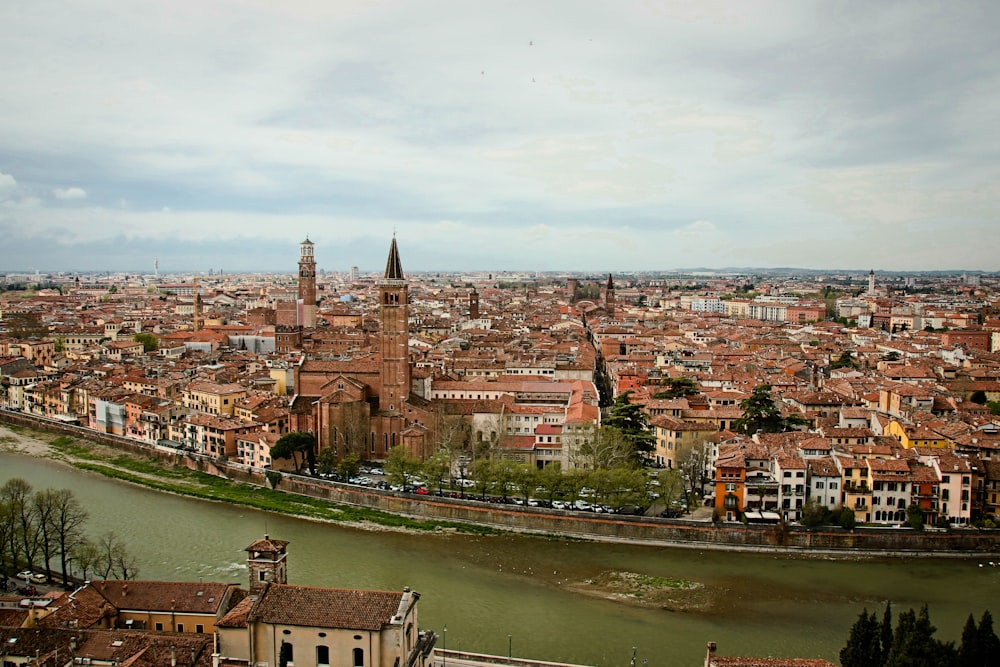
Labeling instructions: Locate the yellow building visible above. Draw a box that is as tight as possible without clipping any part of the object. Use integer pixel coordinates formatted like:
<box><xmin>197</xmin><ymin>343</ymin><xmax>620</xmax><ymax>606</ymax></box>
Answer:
<box><xmin>182</xmin><ymin>380</ymin><xmax>247</xmax><ymax>416</ymax></box>
<box><xmin>884</xmin><ymin>420</ymin><xmax>952</xmax><ymax>449</ymax></box>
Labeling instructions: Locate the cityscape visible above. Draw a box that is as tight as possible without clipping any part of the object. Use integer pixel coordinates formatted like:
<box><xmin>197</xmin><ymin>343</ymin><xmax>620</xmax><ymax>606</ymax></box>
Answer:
<box><xmin>2</xmin><ymin>234</ymin><xmax>1000</xmax><ymax>665</ymax></box>
<box><xmin>4</xmin><ymin>1</ymin><xmax>1000</xmax><ymax>665</ymax></box>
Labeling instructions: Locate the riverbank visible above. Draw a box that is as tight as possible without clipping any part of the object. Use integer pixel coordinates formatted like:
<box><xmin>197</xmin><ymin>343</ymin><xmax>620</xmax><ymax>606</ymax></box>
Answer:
<box><xmin>3</xmin><ymin>413</ymin><xmax>1000</xmax><ymax>559</ymax></box>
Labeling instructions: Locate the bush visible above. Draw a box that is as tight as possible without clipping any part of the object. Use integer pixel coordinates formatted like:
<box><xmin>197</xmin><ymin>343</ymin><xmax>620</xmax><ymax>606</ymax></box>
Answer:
<box><xmin>839</xmin><ymin>508</ymin><xmax>856</xmax><ymax>530</ymax></box>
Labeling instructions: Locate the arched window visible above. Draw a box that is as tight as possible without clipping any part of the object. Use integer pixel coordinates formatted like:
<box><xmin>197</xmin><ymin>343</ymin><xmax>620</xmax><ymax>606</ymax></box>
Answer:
<box><xmin>317</xmin><ymin>645</ymin><xmax>330</xmax><ymax>666</ymax></box>
<box><xmin>353</xmin><ymin>647</ymin><xmax>364</xmax><ymax>667</ymax></box>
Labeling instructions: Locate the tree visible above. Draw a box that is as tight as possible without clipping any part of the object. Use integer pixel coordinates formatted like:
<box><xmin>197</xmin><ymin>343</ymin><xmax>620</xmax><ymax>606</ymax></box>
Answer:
<box><xmin>676</xmin><ymin>439</ymin><xmax>712</xmax><ymax>498</ymax></box>
<box><xmin>656</xmin><ymin>468</ymin><xmax>686</xmax><ymax>510</ymax></box>
<box><xmin>602</xmin><ymin>392</ymin><xmax>655</xmax><ymax>463</ymax></box>
<box><xmin>422</xmin><ymin>450</ymin><xmax>452</xmax><ymax>494</ymax></box>
<box><xmin>271</xmin><ymin>432</ymin><xmax>317</xmax><ymax>475</ymax></box>
<box><xmin>337</xmin><ymin>453</ymin><xmax>362</xmax><ymax>482</ymax></box>
<box><xmin>884</xmin><ymin>605</ymin><xmax>956</xmax><ymax>667</ymax></box>
<box><xmin>881</xmin><ymin>601</ymin><xmax>894</xmax><ymax>660</ymax></box>
<box><xmin>95</xmin><ymin>531</ymin><xmax>139</xmax><ymax>580</ymax></box>
<box><xmin>384</xmin><ymin>445</ymin><xmax>420</xmax><ymax>488</ymax></box>
<box><xmin>840</xmin><ymin>608</ymin><xmax>882</xmax><ymax>667</ymax></box>
<box><xmin>576</xmin><ymin>426</ymin><xmax>637</xmax><ymax>470</ymax></box>
<box><xmin>133</xmin><ymin>332</ymin><xmax>159</xmax><ymax>353</ymax></box>
<box><xmin>651</xmin><ymin>377</ymin><xmax>699</xmax><ymax>399</ymax></box>
<box><xmin>959</xmin><ymin>614</ymin><xmax>981</xmax><ymax>667</ymax></box>
<box><xmin>905</xmin><ymin>502</ymin><xmax>924</xmax><ymax>531</ymax></box>
<box><xmin>72</xmin><ymin>539</ymin><xmax>102</xmax><ymax>581</ymax></box>
<box><xmin>316</xmin><ymin>447</ymin><xmax>338</xmax><ymax>477</ymax></box>
<box><xmin>831</xmin><ymin>350</ymin><xmax>857</xmax><ymax>370</ymax></box>
<box><xmin>960</xmin><ymin>610</ymin><xmax>1000</xmax><ymax>666</ymax></box>
<box><xmin>265</xmin><ymin>470</ymin><xmax>283</xmax><ymax>489</ymax></box>
<box><xmin>839</xmin><ymin>508</ymin><xmax>856</xmax><ymax>529</ymax></box>
<box><xmin>734</xmin><ymin>384</ymin><xmax>808</xmax><ymax>436</ymax></box>
<box><xmin>800</xmin><ymin>499</ymin><xmax>831</xmax><ymax>527</ymax></box>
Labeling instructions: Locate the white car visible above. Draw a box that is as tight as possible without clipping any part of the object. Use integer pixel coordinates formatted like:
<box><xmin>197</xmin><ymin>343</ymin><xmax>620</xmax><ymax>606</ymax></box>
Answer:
<box><xmin>17</xmin><ymin>570</ymin><xmax>47</xmax><ymax>584</ymax></box>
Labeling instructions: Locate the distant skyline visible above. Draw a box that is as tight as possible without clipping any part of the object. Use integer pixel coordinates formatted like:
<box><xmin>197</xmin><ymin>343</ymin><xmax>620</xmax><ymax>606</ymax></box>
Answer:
<box><xmin>2</xmin><ymin>1</ymin><xmax>999</xmax><ymax>273</ymax></box>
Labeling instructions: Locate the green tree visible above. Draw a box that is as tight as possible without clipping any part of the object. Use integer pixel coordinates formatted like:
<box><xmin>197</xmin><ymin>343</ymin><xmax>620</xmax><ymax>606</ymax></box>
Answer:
<box><xmin>656</xmin><ymin>468</ymin><xmax>686</xmax><ymax>510</ymax></box>
<box><xmin>316</xmin><ymin>447</ymin><xmax>338</xmax><ymax>477</ymax></box>
<box><xmin>734</xmin><ymin>384</ymin><xmax>808</xmax><ymax>436</ymax></box>
<box><xmin>132</xmin><ymin>332</ymin><xmax>159</xmax><ymax>352</ymax></box>
<box><xmin>265</xmin><ymin>470</ymin><xmax>283</xmax><ymax>489</ymax></box>
<box><xmin>337</xmin><ymin>453</ymin><xmax>362</xmax><ymax>481</ymax></box>
<box><xmin>959</xmin><ymin>614</ymin><xmax>981</xmax><ymax>667</ymax></box>
<box><xmin>651</xmin><ymin>377</ymin><xmax>699</xmax><ymax>399</ymax></box>
<box><xmin>271</xmin><ymin>432</ymin><xmax>317</xmax><ymax>475</ymax></box>
<box><xmin>384</xmin><ymin>445</ymin><xmax>421</xmax><ymax>488</ymax></box>
<box><xmin>510</xmin><ymin>464</ymin><xmax>538</xmax><ymax>503</ymax></box>
<box><xmin>905</xmin><ymin>502</ymin><xmax>924</xmax><ymax>531</ymax></box>
<box><xmin>840</xmin><ymin>608</ymin><xmax>882</xmax><ymax>667</ymax></box>
<box><xmin>831</xmin><ymin>350</ymin><xmax>856</xmax><ymax>370</ymax></box>
<box><xmin>881</xmin><ymin>601</ymin><xmax>894</xmax><ymax>659</ymax></box>
<box><xmin>839</xmin><ymin>508</ymin><xmax>857</xmax><ymax>530</ymax></box>
<box><xmin>884</xmin><ymin>605</ymin><xmax>956</xmax><ymax>667</ymax></box>
<box><xmin>600</xmin><ymin>392</ymin><xmax>655</xmax><ymax>466</ymax></box>
<box><xmin>422</xmin><ymin>450</ymin><xmax>452</xmax><ymax>494</ymax></box>
<box><xmin>986</xmin><ymin>401</ymin><xmax>1000</xmax><ymax>416</ymax></box>
<box><xmin>800</xmin><ymin>499</ymin><xmax>831</xmax><ymax>527</ymax></box>
<box><xmin>535</xmin><ymin>465</ymin><xmax>563</xmax><ymax>503</ymax></box>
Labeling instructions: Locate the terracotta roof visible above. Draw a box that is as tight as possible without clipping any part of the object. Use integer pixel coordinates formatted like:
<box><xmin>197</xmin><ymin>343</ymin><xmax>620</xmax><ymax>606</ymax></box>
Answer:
<box><xmin>249</xmin><ymin>584</ymin><xmax>404</xmax><ymax>631</ymax></box>
<box><xmin>91</xmin><ymin>581</ymin><xmax>235</xmax><ymax>614</ymax></box>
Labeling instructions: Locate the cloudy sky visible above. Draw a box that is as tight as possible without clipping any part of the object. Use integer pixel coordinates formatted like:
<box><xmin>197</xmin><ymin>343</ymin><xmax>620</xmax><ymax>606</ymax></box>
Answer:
<box><xmin>2</xmin><ymin>1</ymin><xmax>999</xmax><ymax>274</ymax></box>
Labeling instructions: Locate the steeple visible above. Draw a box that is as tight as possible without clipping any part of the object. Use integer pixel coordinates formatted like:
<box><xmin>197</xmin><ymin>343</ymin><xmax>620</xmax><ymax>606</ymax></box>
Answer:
<box><xmin>384</xmin><ymin>235</ymin><xmax>404</xmax><ymax>281</ymax></box>
<box><xmin>378</xmin><ymin>236</ymin><xmax>410</xmax><ymax>414</ymax></box>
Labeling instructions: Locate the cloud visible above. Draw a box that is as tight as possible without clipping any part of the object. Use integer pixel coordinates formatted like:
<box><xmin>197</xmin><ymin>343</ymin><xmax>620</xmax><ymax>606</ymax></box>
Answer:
<box><xmin>0</xmin><ymin>1</ymin><xmax>998</xmax><ymax>271</ymax></box>
<box><xmin>52</xmin><ymin>187</ymin><xmax>87</xmax><ymax>200</ymax></box>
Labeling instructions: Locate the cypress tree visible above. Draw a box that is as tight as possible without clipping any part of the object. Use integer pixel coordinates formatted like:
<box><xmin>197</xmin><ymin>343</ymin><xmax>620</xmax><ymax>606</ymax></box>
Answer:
<box><xmin>976</xmin><ymin>610</ymin><xmax>1000</xmax><ymax>664</ymax></box>
<box><xmin>840</xmin><ymin>609</ymin><xmax>882</xmax><ymax>667</ymax></box>
<box><xmin>959</xmin><ymin>614</ymin><xmax>981</xmax><ymax>666</ymax></box>
<box><xmin>881</xmin><ymin>601</ymin><xmax>894</xmax><ymax>659</ymax></box>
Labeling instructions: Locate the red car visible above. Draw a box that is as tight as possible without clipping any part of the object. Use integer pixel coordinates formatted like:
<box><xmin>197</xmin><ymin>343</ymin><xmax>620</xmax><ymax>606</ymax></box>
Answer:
<box><xmin>415</xmin><ymin>486</ymin><xmax>430</xmax><ymax>495</ymax></box>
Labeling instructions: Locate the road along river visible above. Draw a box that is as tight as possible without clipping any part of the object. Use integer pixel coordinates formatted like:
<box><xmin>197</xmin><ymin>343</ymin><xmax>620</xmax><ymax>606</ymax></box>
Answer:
<box><xmin>2</xmin><ymin>452</ymin><xmax>998</xmax><ymax>667</ymax></box>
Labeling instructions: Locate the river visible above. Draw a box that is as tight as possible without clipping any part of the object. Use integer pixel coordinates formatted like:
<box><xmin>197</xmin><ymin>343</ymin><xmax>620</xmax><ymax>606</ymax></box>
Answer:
<box><xmin>2</xmin><ymin>452</ymin><xmax>997</xmax><ymax>667</ymax></box>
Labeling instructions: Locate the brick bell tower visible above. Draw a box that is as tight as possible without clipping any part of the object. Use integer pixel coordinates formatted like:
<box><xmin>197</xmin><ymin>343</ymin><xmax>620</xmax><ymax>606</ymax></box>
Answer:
<box><xmin>298</xmin><ymin>237</ymin><xmax>317</xmax><ymax>328</ymax></box>
<box><xmin>245</xmin><ymin>535</ymin><xmax>288</xmax><ymax>595</ymax></box>
<box><xmin>378</xmin><ymin>236</ymin><xmax>410</xmax><ymax>413</ymax></box>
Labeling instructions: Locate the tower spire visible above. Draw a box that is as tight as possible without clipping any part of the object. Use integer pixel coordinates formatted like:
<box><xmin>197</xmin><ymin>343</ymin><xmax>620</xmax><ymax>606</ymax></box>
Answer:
<box><xmin>384</xmin><ymin>235</ymin><xmax>404</xmax><ymax>281</ymax></box>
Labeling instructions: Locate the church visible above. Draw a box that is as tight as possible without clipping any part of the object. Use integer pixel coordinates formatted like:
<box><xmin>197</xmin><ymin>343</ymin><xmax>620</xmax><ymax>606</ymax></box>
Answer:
<box><xmin>289</xmin><ymin>237</ymin><xmax>435</xmax><ymax>461</ymax></box>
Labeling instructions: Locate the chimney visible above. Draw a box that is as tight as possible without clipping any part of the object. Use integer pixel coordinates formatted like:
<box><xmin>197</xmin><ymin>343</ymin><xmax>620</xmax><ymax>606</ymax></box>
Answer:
<box><xmin>122</xmin><ymin>583</ymin><xmax>128</xmax><ymax>597</ymax></box>
<box><xmin>704</xmin><ymin>642</ymin><xmax>717</xmax><ymax>667</ymax></box>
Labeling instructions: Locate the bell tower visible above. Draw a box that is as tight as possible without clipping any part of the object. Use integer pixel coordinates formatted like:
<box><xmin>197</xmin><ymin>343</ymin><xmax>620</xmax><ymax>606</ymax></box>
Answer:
<box><xmin>298</xmin><ymin>237</ymin><xmax>317</xmax><ymax>328</ymax></box>
<box><xmin>603</xmin><ymin>273</ymin><xmax>616</xmax><ymax>317</ymax></box>
<box><xmin>378</xmin><ymin>236</ymin><xmax>410</xmax><ymax>413</ymax></box>
<box><xmin>245</xmin><ymin>535</ymin><xmax>289</xmax><ymax>595</ymax></box>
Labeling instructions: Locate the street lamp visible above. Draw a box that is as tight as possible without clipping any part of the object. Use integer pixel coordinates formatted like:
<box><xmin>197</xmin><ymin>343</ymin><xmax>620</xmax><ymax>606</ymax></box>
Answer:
<box><xmin>508</xmin><ymin>634</ymin><xmax>512</xmax><ymax>663</ymax></box>
<box><xmin>442</xmin><ymin>626</ymin><xmax>446</xmax><ymax>667</ymax></box>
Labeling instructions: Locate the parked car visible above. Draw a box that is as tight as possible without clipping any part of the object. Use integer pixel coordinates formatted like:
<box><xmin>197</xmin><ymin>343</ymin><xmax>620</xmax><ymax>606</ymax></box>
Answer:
<box><xmin>17</xmin><ymin>570</ymin><xmax>47</xmax><ymax>584</ymax></box>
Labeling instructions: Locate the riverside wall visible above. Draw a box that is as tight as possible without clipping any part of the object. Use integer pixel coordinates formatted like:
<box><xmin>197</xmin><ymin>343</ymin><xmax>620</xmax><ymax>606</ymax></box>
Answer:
<box><xmin>4</xmin><ymin>410</ymin><xmax>1000</xmax><ymax>556</ymax></box>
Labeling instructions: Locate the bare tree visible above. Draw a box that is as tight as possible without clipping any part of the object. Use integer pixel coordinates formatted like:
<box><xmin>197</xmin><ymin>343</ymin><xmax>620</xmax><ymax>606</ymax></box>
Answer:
<box><xmin>341</xmin><ymin>401</ymin><xmax>369</xmax><ymax>460</ymax></box>
<box><xmin>72</xmin><ymin>539</ymin><xmax>101</xmax><ymax>581</ymax></box>
<box><xmin>96</xmin><ymin>531</ymin><xmax>137</xmax><ymax>580</ymax></box>
<box><xmin>2</xmin><ymin>478</ymin><xmax>41</xmax><ymax>571</ymax></box>
<box><xmin>47</xmin><ymin>489</ymin><xmax>88</xmax><ymax>587</ymax></box>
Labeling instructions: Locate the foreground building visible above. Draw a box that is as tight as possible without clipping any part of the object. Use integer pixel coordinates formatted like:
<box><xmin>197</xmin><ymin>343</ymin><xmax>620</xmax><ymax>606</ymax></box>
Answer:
<box><xmin>0</xmin><ymin>536</ymin><xmax>435</xmax><ymax>667</ymax></box>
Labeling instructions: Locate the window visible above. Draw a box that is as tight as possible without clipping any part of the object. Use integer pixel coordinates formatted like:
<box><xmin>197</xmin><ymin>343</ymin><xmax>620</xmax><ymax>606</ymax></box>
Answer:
<box><xmin>177</xmin><ymin>624</ymin><xmax>184</xmax><ymax>632</ymax></box>
<box><xmin>195</xmin><ymin>625</ymin><xmax>204</xmax><ymax>634</ymax></box>
<box><xmin>353</xmin><ymin>648</ymin><xmax>365</xmax><ymax>667</ymax></box>
<box><xmin>155</xmin><ymin>622</ymin><xmax>163</xmax><ymax>631</ymax></box>
<box><xmin>317</xmin><ymin>646</ymin><xmax>330</xmax><ymax>666</ymax></box>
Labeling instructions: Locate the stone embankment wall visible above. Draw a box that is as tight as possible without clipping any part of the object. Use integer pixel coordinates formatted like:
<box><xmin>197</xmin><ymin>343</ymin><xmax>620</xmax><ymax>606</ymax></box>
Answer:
<box><xmin>4</xmin><ymin>410</ymin><xmax>999</xmax><ymax>556</ymax></box>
